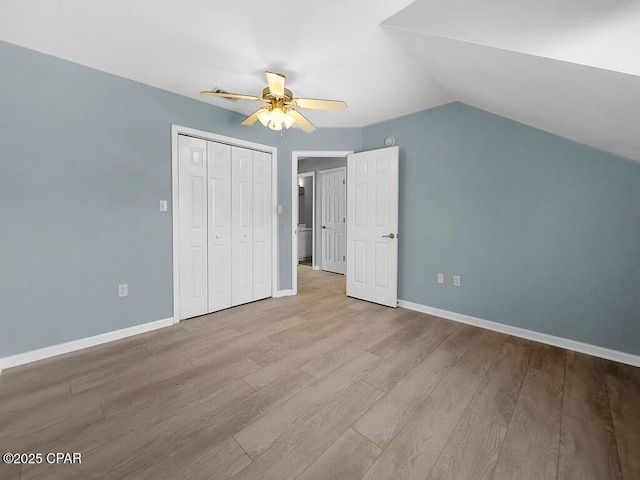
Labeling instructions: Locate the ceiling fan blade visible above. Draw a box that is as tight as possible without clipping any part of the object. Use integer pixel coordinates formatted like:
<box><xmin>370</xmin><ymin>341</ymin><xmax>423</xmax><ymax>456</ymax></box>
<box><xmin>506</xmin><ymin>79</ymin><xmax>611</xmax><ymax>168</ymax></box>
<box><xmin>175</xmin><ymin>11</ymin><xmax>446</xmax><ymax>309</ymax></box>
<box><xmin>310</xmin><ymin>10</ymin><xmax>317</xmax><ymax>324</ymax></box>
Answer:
<box><xmin>289</xmin><ymin>109</ymin><xmax>316</xmax><ymax>133</ymax></box>
<box><xmin>241</xmin><ymin>108</ymin><xmax>266</xmax><ymax>126</ymax></box>
<box><xmin>200</xmin><ymin>90</ymin><xmax>265</xmax><ymax>102</ymax></box>
<box><xmin>294</xmin><ymin>98</ymin><xmax>348</xmax><ymax>111</ymax></box>
<box><xmin>265</xmin><ymin>71</ymin><xmax>286</xmax><ymax>97</ymax></box>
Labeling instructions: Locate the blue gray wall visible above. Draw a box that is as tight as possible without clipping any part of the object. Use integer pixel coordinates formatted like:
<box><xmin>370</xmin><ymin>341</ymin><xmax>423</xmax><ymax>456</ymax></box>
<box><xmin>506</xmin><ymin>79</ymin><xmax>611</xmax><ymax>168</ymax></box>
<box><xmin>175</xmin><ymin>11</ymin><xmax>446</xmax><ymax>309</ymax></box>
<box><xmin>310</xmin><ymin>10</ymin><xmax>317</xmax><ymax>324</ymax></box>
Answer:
<box><xmin>2</xmin><ymin>40</ymin><xmax>639</xmax><ymax>359</ymax></box>
<box><xmin>363</xmin><ymin>102</ymin><xmax>640</xmax><ymax>355</ymax></box>
<box><xmin>0</xmin><ymin>41</ymin><xmax>360</xmax><ymax>356</ymax></box>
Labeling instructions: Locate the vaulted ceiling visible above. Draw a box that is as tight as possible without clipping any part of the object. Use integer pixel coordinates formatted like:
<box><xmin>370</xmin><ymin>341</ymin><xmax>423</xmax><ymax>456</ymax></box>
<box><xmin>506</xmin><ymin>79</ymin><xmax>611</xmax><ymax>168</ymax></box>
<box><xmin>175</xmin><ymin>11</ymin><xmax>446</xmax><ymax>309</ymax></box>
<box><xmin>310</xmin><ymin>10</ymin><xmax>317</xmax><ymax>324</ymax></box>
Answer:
<box><xmin>1</xmin><ymin>0</ymin><xmax>639</xmax><ymax>160</ymax></box>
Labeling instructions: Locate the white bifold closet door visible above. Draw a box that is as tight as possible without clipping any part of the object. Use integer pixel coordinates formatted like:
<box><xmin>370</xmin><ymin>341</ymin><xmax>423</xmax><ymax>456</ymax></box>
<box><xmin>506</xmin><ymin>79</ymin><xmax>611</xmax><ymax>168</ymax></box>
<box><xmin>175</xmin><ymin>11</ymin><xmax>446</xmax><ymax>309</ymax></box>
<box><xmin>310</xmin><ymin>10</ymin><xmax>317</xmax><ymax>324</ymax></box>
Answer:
<box><xmin>231</xmin><ymin>146</ymin><xmax>272</xmax><ymax>306</ymax></box>
<box><xmin>207</xmin><ymin>141</ymin><xmax>233</xmax><ymax>312</ymax></box>
<box><xmin>179</xmin><ymin>135</ymin><xmax>271</xmax><ymax>320</ymax></box>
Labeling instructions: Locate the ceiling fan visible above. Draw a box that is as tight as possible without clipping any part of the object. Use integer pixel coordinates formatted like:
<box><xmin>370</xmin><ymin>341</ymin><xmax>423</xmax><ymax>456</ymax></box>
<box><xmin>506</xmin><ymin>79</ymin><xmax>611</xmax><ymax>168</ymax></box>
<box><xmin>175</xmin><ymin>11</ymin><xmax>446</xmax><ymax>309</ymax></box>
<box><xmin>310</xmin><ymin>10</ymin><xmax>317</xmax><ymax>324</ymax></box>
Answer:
<box><xmin>201</xmin><ymin>71</ymin><xmax>347</xmax><ymax>133</ymax></box>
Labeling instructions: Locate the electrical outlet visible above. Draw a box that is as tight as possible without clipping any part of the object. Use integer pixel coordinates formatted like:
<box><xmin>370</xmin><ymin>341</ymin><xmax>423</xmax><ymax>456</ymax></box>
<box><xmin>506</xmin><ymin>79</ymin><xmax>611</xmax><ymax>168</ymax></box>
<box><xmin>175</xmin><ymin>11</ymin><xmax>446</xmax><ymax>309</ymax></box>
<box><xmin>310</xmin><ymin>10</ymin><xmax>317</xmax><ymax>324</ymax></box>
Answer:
<box><xmin>118</xmin><ymin>284</ymin><xmax>128</xmax><ymax>297</ymax></box>
<box><xmin>437</xmin><ymin>273</ymin><xmax>445</xmax><ymax>285</ymax></box>
<box><xmin>453</xmin><ymin>275</ymin><xmax>461</xmax><ymax>287</ymax></box>
<box><xmin>159</xmin><ymin>200</ymin><xmax>168</xmax><ymax>212</ymax></box>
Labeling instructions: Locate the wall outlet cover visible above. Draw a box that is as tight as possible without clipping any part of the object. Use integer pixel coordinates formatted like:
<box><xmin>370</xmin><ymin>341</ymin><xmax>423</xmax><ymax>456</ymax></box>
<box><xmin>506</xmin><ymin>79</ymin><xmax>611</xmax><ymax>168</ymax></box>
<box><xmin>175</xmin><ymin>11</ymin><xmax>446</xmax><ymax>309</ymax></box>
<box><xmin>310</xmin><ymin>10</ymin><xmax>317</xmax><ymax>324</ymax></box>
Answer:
<box><xmin>453</xmin><ymin>275</ymin><xmax>461</xmax><ymax>287</ymax></box>
<box><xmin>118</xmin><ymin>284</ymin><xmax>128</xmax><ymax>297</ymax></box>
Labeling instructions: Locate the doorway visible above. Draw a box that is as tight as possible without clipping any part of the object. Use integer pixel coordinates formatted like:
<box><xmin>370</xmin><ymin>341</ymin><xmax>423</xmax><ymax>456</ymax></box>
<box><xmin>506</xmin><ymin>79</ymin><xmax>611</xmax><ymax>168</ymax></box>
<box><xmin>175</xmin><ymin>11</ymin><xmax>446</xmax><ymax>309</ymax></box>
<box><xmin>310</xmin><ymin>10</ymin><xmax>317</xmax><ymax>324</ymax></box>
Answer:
<box><xmin>297</xmin><ymin>171</ymin><xmax>315</xmax><ymax>268</ymax></box>
<box><xmin>291</xmin><ymin>150</ymin><xmax>353</xmax><ymax>295</ymax></box>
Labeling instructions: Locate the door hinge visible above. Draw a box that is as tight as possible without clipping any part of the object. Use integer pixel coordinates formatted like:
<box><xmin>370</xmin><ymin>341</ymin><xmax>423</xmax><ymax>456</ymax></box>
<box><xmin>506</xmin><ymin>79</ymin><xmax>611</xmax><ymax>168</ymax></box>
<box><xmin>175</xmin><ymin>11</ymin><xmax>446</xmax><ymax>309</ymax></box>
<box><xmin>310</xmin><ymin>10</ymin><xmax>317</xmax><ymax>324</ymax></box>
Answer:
<box><xmin>343</xmin><ymin>218</ymin><xmax>346</xmax><ymax>223</ymax></box>
<box><xmin>343</xmin><ymin>179</ymin><xmax>345</xmax><ymax>184</ymax></box>
<box><xmin>343</xmin><ymin>255</ymin><xmax>346</xmax><ymax>261</ymax></box>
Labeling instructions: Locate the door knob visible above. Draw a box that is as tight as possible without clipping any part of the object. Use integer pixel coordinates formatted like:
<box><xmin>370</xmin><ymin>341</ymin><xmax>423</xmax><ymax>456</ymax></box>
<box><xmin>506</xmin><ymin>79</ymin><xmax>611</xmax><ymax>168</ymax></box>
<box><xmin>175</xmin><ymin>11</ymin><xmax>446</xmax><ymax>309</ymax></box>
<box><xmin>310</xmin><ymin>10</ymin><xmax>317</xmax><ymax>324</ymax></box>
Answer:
<box><xmin>322</xmin><ymin>226</ymin><xmax>326</xmax><ymax>229</ymax></box>
<box><xmin>382</xmin><ymin>233</ymin><xmax>396</xmax><ymax>239</ymax></box>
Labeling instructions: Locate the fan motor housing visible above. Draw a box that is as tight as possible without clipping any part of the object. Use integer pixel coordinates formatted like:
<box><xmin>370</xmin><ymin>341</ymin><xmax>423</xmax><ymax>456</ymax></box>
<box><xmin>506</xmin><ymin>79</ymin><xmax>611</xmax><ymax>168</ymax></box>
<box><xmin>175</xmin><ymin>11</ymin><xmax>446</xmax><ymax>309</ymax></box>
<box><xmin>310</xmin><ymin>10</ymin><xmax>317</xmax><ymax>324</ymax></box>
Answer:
<box><xmin>263</xmin><ymin>87</ymin><xmax>293</xmax><ymax>102</ymax></box>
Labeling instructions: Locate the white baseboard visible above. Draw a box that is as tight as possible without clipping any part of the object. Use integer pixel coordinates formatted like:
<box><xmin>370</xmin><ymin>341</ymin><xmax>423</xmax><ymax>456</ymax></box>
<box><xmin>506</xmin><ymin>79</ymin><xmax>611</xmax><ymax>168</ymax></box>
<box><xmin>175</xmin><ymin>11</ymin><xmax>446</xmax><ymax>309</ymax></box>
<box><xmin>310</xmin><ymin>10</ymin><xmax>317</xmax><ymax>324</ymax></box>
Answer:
<box><xmin>274</xmin><ymin>289</ymin><xmax>295</xmax><ymax>298</ymax></box>
<box><xmin>313</xmin><ymin>266</ymin><xmax>321</xmax><ymax>271</ymax></box>
<box><xmin>398</xmin><ymin>300</ymin><xmax>640</xmax><ymax>368</ymax></box>
<box><xmin>0</xmin><ymin>317</ymin><xmax>174</xmax><ymax>374</ymax></box>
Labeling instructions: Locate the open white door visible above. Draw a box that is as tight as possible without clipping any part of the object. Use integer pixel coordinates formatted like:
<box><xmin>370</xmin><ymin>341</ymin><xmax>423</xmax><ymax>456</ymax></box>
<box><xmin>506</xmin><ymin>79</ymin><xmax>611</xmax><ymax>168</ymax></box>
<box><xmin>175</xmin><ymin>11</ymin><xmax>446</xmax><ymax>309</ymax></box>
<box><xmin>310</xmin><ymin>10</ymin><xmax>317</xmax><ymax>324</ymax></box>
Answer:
<box><xmin>321</xmin><ymin>167</ymin><xmax>346</xmax><ymax>274</ymax></box>
<box><xmin>346</xmin><ymin>146</ymin><xmax>399</xmax><ymax>307</ymax></box>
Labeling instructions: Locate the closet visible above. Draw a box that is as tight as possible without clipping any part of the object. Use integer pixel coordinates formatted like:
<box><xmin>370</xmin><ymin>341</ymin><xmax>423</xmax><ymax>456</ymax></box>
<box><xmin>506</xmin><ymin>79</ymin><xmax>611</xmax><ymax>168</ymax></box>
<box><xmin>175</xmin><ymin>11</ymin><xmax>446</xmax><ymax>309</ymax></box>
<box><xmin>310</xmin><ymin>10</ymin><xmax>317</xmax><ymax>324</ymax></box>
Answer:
<box><xmin>178</xmin><ymin>134</ymin><xmax>272</xmax><ymax>321</ymax></box>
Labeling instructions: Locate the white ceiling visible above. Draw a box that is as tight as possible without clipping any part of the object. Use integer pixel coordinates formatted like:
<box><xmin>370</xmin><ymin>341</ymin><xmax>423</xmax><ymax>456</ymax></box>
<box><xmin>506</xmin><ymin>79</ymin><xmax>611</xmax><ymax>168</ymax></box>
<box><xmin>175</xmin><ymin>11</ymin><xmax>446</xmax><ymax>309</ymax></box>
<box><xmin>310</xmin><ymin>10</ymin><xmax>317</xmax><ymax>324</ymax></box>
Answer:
<box><xmin>1</xmin><ymin>0</ymin><xmax>639</xmax><ymax>161</ymax></box>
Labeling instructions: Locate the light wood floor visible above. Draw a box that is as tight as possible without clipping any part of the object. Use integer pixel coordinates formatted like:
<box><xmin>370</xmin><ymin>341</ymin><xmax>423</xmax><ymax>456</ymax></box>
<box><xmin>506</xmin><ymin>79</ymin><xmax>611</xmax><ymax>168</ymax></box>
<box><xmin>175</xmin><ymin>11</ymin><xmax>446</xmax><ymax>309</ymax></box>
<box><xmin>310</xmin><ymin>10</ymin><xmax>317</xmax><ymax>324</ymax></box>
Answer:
<box><xmin>1</xmin><ymin>267</ymin><xmax>639</xmax><ymax>480</ymax></box>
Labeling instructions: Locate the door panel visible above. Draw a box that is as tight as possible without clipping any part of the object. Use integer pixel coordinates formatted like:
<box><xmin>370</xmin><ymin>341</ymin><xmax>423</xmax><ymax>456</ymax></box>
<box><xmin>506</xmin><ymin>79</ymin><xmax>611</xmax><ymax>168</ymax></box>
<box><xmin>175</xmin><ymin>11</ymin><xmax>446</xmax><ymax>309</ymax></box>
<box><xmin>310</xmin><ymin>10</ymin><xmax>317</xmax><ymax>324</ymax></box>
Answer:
<box><xmin>232</xmin><ymin>146</ymin><xmax>253</xmax><ymax>306</ymax></box>
<box><xmin>207</xmin><ymin>141</ymin><xmax>232</xmax><ymax>312</ymax></box>
<box><xmin>178</xmin><ymin>135</ymin><xmax>208</xmax><ymax>319</ymax></box>
<box><xmin>253</xmin><ymin>150</ymin><xmax>272</xmax><ymax>300</ymax></box>
<box><xmin>321</xmin><ymin>168</ymin><xmax>346</xmax><ymax>274</ymax></box>
<box><xmin>346</xmin><ymin>146</ymin><xmax>399</xmax><ymax>307</ymax></box>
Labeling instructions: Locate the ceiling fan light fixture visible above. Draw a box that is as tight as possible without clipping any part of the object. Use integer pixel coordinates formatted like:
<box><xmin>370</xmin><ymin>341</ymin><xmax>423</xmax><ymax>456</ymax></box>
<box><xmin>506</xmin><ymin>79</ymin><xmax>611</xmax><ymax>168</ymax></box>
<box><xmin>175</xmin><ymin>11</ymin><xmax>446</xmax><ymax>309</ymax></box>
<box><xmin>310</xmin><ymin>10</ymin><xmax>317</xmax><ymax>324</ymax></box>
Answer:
<box><xmin>257</xmin><ymin>108</ymin><xmax>271</xmax><ymax>127</ymax></box>
<box><xmin>207</xmin><ymin>71</ymin><xmax>345</xmax><ymax>133</ymax></box>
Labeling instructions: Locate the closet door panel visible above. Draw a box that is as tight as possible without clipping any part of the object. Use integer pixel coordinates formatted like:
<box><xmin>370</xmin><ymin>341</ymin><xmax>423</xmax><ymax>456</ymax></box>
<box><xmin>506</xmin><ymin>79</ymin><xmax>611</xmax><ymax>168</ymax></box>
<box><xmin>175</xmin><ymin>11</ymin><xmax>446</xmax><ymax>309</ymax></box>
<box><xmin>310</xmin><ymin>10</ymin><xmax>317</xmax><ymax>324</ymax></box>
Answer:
<box><xmin>253</xmin><ymin>151</ymin><xmax>272</xmax><ymax>300</ymax></box>
<box><xmin>207</xmin><ymin>141</ymin><xmax>232</xmax><ymax>312</ymax></box>
<box><xmin>178</xmin><ymin>135</ymin><xmax>208</xmax><ymax>320</ymax></box>
<box><xmin>232</xmin><ymin>146</ymin><xmax>254</xmax><ymax>306</ymax></box>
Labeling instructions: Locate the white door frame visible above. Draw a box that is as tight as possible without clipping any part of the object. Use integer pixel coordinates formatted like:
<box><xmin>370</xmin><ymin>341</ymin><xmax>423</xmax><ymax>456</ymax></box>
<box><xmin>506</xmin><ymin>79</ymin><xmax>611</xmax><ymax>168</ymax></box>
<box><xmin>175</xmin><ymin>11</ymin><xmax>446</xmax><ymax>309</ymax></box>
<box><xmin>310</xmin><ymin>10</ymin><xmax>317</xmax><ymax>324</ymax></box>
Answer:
<box><xmin>319</xmin><ymin>166</ymin><xmax>347</xmax><ymax>274</ymax></box>
<box><xmin>291</xmin><ymin>150</ymin><xmax>353</xmax><ymax>295</ymax></box>
<box><xmin>297</xmin><ymin>171</ymin><xmax>315</xmax><ymax>267</ymax></box>
<box><xmin>172</xmin><ymin>125</ymin><xmax>278</xmax><ymax>324</ymax></box>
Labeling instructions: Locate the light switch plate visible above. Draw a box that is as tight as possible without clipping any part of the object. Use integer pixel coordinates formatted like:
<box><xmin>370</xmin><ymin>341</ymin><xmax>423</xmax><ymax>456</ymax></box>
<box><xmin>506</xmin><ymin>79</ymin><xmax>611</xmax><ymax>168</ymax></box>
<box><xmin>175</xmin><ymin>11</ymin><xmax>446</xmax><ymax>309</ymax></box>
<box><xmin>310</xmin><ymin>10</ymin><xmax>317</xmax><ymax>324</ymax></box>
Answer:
<box><xmin>159</xmin><ymin>200</ymin><xmax>168</xmax><ymax>212</ymax></box>
<box><xmin>437</xmin><ymin>273</ymin><xmax>445</xmax><ymax>285</ymax></box>
<box><xmin>277</xmin><ymin>205</ymin><xmax>283</xmax><ymax>214</ymax></box>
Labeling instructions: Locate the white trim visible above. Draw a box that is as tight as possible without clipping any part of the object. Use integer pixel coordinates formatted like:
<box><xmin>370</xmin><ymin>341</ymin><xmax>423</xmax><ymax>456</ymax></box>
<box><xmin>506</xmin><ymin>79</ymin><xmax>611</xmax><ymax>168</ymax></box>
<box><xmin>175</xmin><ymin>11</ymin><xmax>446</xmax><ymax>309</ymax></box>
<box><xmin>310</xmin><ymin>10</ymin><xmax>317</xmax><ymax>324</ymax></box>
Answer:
<box><xmin>398</xmin><ymin>300</ymin><xmax>640</xmax><ymax>368</ymax></box>
<box><xmin>0</xmin><ymin>317</ymin><xmax>174</xmax><ymax>374</ymax></box>
<box><xmin>172</xmin><ymin>125</ymin><xmax>279</xmax><ymax>323</ymax></box>
<box><xmin>313</xmin><ymin>266</ymin><xmax>321</xmax><ymax>271</ymax></box>
<box><xmin>274</xmin><ymin>289</ymin><xmax>295</xmax><ymax>298</ymax></box>
<box><xmin>291</xmin><ymin>150</ymin><xmax>353</xmax><ymax>295</ymax></box>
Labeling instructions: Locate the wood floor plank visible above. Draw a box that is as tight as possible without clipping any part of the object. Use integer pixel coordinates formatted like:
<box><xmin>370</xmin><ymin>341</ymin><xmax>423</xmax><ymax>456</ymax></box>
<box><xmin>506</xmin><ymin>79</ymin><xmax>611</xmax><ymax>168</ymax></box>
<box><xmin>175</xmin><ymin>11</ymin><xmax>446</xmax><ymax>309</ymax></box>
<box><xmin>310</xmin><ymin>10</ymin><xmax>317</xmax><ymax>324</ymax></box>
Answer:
<box><xmin>130</xmin><ymin>436</ymin><xmax>251</xmax><ymax>480</ymax></box>
<box><xmin>123</xmin><ymin>369</ymin><xmax>317</xmax><ymax>480</ymax></box>
<box><xmin>231</xmin><ymin>380</ymin><xmax>384</xmax><ymax>480</ymax></box>
<box><xmin>455</xmin><ymin>329</ymin><xmax>507</xmax><ymax>378</ymax></box>
<box><xmin>364</xmin><ymin>313</ymin><xmax>437</xmax><ymax>359</ymax></box>
<box><xmin>0</xmin><ymin>380</ymin><xmax>70</xmax><ymax>422</ymax></box>
<box><xmin>559</xmin><ymin>413</ymin><xmax>622</xmax><ymax>480</ymax></box>
<box><xmin>242</xmin><ymin>317</ymin><xmax>371</xmax><ymax>389</ymax></box>
<box><xmin>300</xmin><ymin>313</ymin><xmax>411</xmax><ymax>379</ymax></box>
<box><xmin>558</xmin><ymin>351</ymin><xmax>622</xmax><ymax>480</ymax></box>
<box><xmin>467</xmin><ymin>341</ymin><xmax>531</xmax><ymax>427</ymax></box>
<box><xmin>144</xmin><ymin>326</ymin><xmax>242</xmax><ymax>357</ymax></box>
<box><xmin>606</xmin><ymin>374</ymin><xmax>640</xmax><ymax>480</ymax></box>
<box><xmin>364</xmin><ymin>329</ymin><xmax>451</xmax><ymax>393</ymax></box>
<box><xmin>493</xmin><ymin>368</ymin><xmax>563</xmax><ymax>480</ymax></box>
<box><xmin>0</xmin><ymin>390</ymin><xmax>104</xmax><ymax>454</ymax></box>
<box><xmin>234</xmin><ymin>351</ymin><xmax>382</xmax><ymax>458</ymax></box>
<box><xmin>436</xmin><ymin>323</ymin><xmax>483</xmax><ymax>358</ymax></box>
<box><xmin>361</xmin><ymin>368</ymin><xmax>482</xmax><ymax>480</ymax></box>
<box><xmin>70</xmin><ymin>352</ymin><xmax>192</xmax><ymax>394</ymax></box>
<box><xmin>296</xmin><ymin>428</ymin><xmax>382</xmax><ymax>480</ymax></box>
<box><xmin>354</xmin><ymin>350</ymin><xmax>457</xmax><ymax>447</ymax></box>
<box><xmin>0</xmin><ymin>344</ymin><xmax>151</xmax><ymax>395</ymax></box>
<box><xmin>0</xmin><ymin>464</ymin><xmax>20</xmax><ymax>480</ymax></box>
<box><xmin>20</xmin><ymin>380</ymin><xmax>255</xmax><ymax>480</ymax></box>
<box><xmin>101</xmin><ymin>357</ymin><xmax>260</xmax><ymax>418</ymax></box>
<box><xmin>425</xmin><ymin>411</ymin><xmax>507</xmax><ymax>480</ymax></box>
